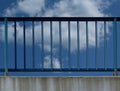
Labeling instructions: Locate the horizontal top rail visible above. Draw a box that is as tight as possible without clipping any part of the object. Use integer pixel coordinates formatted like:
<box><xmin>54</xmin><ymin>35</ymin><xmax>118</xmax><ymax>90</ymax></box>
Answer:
<box><xmin>0</xmin><ymin>17</ymin><xmax>120</xmax><ymax>21</ymax></box>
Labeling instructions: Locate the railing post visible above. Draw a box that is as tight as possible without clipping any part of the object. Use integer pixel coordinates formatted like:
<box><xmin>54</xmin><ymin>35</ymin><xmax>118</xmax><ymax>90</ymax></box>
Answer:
<box><xmin>4</xmin><ymin>17</ymin><xmax>8</xmax><ymax>76</ymax></box>
<box><xmin>59</xmin><ymin>21</ymin><xmax>62</xmax><ymax>69</ymax></box>
<box><xmin>104</xmin><ymin>21</ymin><xmax>107</xmax><ymax>70</ymax></box>
<box><xmin>50</xmin><ymin>21</ymin><xmax>53</xmax><ymax>69</ymax></box>
<box><xmin>86</xmin><ymin>21</ymin><xmax>89</xmax><ymax>70</ymax></box>
<box><xmin>68</xmin><ymin>21</ymin><xmax>71</xmax><ymax>69</ymax></box>
<box><xmin>113</xmin><ymin>18</ymin><xmax>118</xmax><ymax>76</ymax></box>
<box><xmin>32</xmin><ymin>21</ymin><xmax>35</xmax><ymax>68</ymax></box>
<box><xmin>95</xmin><ymin>21</ymin><xmax>98</xmax><ymax>70</ymax></box>
<box><xmin>77</xmin><ymin>21</ymin><xmax>80</xmax><ymax>69</ymax></box>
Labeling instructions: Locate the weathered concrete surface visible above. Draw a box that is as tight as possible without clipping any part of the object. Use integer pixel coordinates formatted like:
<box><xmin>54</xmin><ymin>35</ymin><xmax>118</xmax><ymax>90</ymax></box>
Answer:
<box><xmin>0</xmin><ymin>77</ymin><xmax>120</xmax><ymax>91</ymax></box>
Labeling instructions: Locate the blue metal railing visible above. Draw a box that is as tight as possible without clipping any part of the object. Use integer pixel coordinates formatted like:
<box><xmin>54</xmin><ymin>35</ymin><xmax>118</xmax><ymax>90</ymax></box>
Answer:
<box><xmin>0</xmin><ymin>17</ymin><xmax>120</xmax><ymax>75</ymax></box>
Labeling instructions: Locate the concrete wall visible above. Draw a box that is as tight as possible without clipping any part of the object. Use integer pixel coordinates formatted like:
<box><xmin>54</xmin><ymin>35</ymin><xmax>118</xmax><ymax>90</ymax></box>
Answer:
<box><xmin>0</xmin><ymin>77</ymin><xmax>120</xmax><ymax>91</ymax></box>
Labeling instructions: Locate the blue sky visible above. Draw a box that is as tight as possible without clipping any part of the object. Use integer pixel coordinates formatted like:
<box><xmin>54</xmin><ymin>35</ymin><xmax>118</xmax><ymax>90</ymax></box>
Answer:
<box><xmin>0</xmin><ymin>0</ymin><xmax>120</xmax><ymax>76</ymax></box>
<box><xmin>0</xmin><ymin>0</ymin><xmax>120</xmax><ymax>16</ymax></box>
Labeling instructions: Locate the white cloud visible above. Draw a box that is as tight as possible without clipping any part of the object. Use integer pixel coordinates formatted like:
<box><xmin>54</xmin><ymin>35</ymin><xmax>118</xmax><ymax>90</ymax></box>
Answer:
<box><xmin>3</xmin><ymin>0</ymin><xmax>45</xmax><ymax>17</ymax></box>
<box><xmin>44</xmin><ymin>0</ymin><xmax>106</xmax><ymax>17</ymax></box>
<box><xmin>4</xmin><ymin>7</ymin><xmax>17</xmax><ymax>17</ymax></box>
<box><xmin>18</xmin><ymin>0</ymin><xmax>45</xmax><ymax>16</ymax></box>
<box><xmin>3</xmin><ymin>0</ymin><xmax>110</xmax><ymax>17</ymax></box>
<box><xmin>43</xmin><ymin>55</ymin><xmax>60</xmax><ymax>68</ymax></box>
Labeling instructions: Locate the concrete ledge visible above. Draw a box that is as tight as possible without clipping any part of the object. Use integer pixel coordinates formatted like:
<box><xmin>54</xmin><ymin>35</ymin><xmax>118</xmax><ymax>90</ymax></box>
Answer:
<box><xmin>0</xmin><ymin>77</ymin><xmax>120</xmax><ymax>91</ymax></box>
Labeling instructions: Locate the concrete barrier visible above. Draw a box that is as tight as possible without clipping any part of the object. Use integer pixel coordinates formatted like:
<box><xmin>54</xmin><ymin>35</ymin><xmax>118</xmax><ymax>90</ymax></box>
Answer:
<box><xmin>0</xmin><ymin>77</ymin><xmax>120</xmax><ymax>91</ymax></box>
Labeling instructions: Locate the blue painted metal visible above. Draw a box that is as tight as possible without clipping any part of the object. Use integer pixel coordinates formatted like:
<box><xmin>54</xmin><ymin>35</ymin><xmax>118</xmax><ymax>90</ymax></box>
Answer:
<box><xmin>113</xmin><ymin>18</ymin><xmax>117</xmax><ymax>71</ymax></box>
<box><xmin>59</xmin><ymin>21</ymin><xmax>62</xmax><ymax>68</ymax></box>
<box><xmin>6</xmin><ymin>68</ymin><xmax>120</xmax><ymax>72</ymax></box>
<box><xmin>50</xmin><ymin>21</ymin><xmax>53</xmax><ymax>69</ymax></box>
<box><xmin>23</xmin><ymin>21</ymin><xmax>26</xmax><ymax>69</ymax></box>
<box><xmin>95</xmin><ymin>21</ymin><xmax>98</xmax><ymax>70</ymax></box>
<box><xmin>68</xmin><ymin>21</ymin><xmax>71</xmax><ymax>69</ymax></box>
<box><xmin>1</xmin><ymin>17</ymin><xmax>120</xmax><ymax>21</ymax></box>
<box><xmin>14</xmin><ymin>21</ymin><xmax>17</xmax><ymax>70</ymax></box>
<box><xmin>86</xmin><ymin>21</ymin><xmax>89</xmax><ymax>69</ymax></box>
<box><xmin>4</xmin><ymin>18</ymin><xmax>8</xmax><ymax>76</ymax></box>
<box><xmin>32</xmin><ymin>21</ymin><xmax>35</xmax><ymax>68</ymax></box>
<box><xmin>77</xmin><ymin>21</ymin><xmax>80</xmax><ymax>69</ymax></box>
<box><xmin>41</xmin><ymin>21</ymin><xmax>44</xmax><ymax>69</ymax></box>
<box><xmin>0</xmin><ymin>17</ymin><xmax>120</xmax><ymax>74</ymax></box>
<box><xmin>104</xmin><ymin>21</ymin><xmax>107</xmax><ymax>70</ymax></box>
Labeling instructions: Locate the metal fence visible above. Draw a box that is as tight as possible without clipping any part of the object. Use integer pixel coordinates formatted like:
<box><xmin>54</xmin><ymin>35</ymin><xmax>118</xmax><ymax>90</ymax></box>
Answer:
<box><xmin>0</xmin><ymin>17</ymin><xmax>120</xmax><ymax>75</ymax></box>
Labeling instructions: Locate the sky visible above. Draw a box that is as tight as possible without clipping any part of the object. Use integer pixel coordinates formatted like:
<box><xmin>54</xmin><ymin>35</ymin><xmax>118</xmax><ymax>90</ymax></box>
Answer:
<box><xmin>0</xmin><ymin>0</ymin><xmax>120</xmax><ymax>76</ymax></box>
